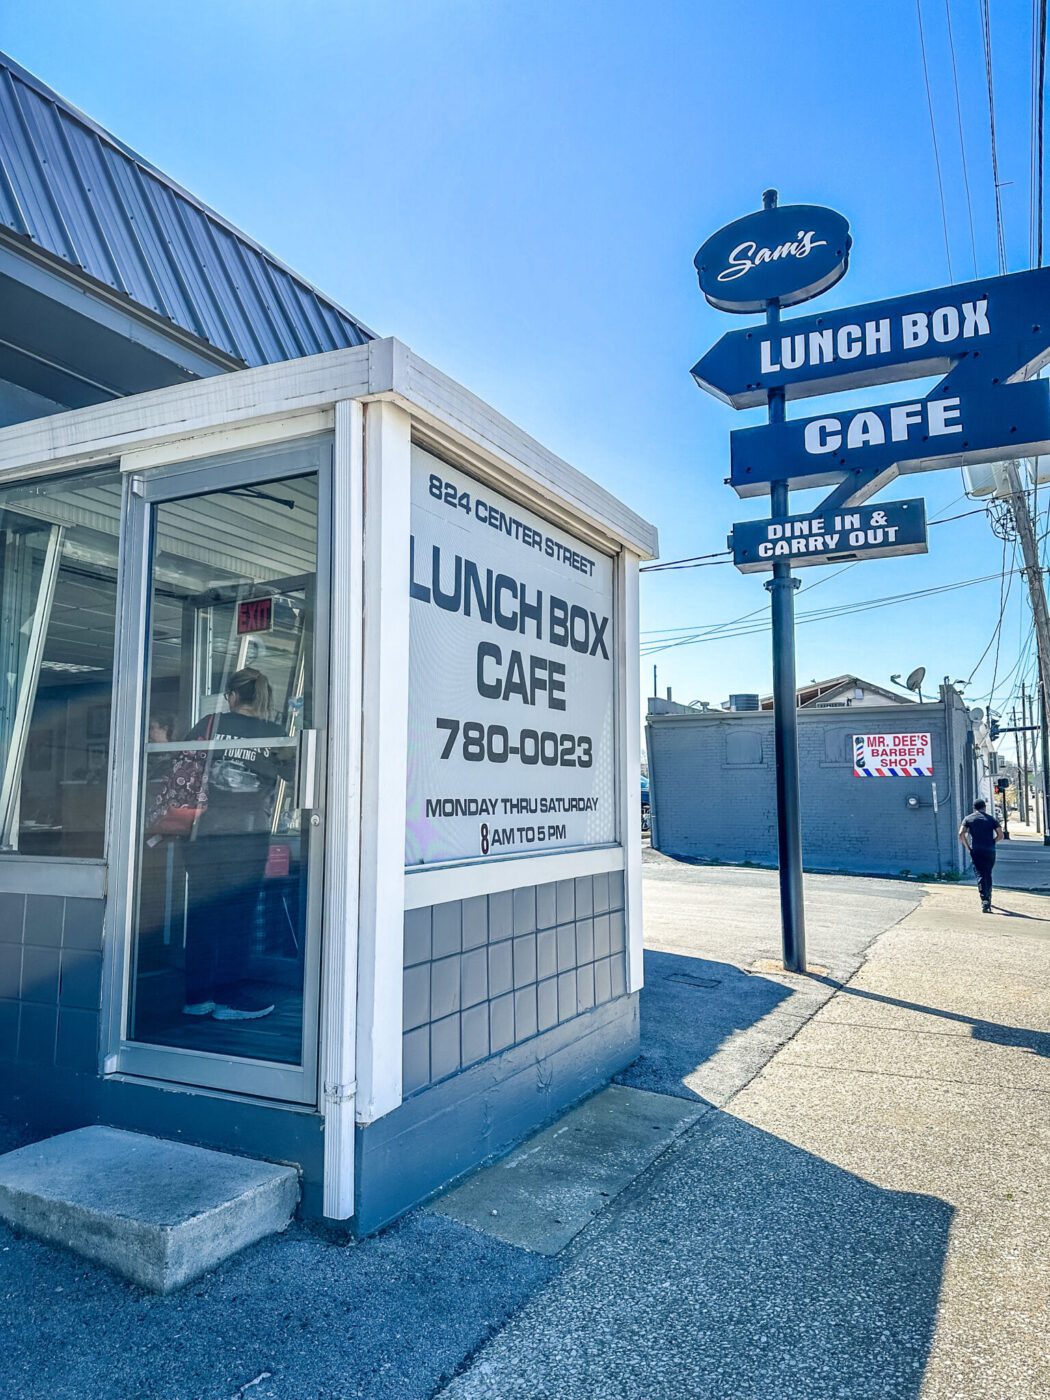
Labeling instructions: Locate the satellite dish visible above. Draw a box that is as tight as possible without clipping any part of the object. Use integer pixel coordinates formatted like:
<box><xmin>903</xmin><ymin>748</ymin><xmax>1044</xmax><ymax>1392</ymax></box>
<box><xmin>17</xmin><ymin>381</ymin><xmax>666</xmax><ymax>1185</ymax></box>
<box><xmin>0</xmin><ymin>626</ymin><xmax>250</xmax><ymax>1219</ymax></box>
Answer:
<box><xmin>970</xmin><ymin>707</ymin><xmax>985</xmax><ymax>723</ymax></box>
<box><xmin>905</xmin><ymin>666</ymin><xmax>926</xmax><ymax>693</ymax></box>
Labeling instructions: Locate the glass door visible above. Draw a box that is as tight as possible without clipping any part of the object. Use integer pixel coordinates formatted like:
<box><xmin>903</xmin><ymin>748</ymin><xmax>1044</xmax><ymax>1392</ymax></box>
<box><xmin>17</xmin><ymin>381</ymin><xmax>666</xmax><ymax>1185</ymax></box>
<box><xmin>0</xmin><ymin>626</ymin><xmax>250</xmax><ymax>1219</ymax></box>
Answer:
<box><xmin>117</xmin><ymin>446</ymin><xmax>327</xmax><ymax>1102</ymax></box>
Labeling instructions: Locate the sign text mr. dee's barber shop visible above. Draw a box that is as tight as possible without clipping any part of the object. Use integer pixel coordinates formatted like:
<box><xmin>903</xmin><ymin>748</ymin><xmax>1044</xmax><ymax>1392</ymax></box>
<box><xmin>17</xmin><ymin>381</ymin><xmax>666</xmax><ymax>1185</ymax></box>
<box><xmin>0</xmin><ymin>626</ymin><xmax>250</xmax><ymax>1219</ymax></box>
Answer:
<box><xmin>854</xmin><ymin>732</ymin><xmax>933</xmax><ymax>777</ymax></box>
<box><xmin>405</xmin><ymin>446</ymin><xmax>616</xmax><ymax>864</ymax></box>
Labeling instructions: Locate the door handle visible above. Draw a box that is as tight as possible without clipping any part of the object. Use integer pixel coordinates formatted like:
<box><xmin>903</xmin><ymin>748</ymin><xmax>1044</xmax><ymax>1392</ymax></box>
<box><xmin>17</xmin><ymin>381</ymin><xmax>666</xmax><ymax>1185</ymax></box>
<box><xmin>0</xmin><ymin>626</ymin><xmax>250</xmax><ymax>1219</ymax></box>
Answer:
<box><xmin>295</xmin><ymin>729</ymin><xmax>320</xmax><ymax>810</ymax></box>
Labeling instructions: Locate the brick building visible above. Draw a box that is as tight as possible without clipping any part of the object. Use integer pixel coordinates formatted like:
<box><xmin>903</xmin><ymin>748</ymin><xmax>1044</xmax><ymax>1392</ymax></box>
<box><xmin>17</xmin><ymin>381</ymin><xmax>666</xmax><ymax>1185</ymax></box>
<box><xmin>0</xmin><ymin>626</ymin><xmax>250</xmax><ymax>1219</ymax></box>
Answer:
<box><xmin>646</xmin><ymin>683</ymin><xmax>975</xmax><ymax>879</ymax></box>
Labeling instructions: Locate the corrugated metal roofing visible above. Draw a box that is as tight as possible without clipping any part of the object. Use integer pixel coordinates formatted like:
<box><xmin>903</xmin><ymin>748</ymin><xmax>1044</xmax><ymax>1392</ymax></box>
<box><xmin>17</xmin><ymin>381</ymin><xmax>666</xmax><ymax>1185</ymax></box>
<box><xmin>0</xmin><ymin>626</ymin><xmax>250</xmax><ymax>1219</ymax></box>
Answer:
<box><xmin>0</xmin><ymin>51</ymin><xmax>374</xmax><ymax>367</ymax></box>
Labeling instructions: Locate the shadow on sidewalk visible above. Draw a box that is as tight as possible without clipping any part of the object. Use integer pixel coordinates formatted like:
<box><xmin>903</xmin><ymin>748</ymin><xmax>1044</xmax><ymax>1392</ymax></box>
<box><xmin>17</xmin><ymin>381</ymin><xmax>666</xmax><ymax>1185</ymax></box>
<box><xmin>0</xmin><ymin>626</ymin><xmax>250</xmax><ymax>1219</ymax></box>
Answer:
<box><xmin>988</xmin><ymin>904</ymin><xmax>1050</xmax><ymax>922</ymax></box>
<box><xmin>638</xmin><ymin>1112</ymin><xmax>954</xmax><ymax>1400</ymax></box>
<box><xmin>441</xmin><ymin>1106</ymin><xmax>955</xmax><ymax>1400</ymax></box>
<box><xmin>809</xmin><ymin>977</ymin><xmax>1050</xmax><ymax>1059</ymax></box>
<box><xmin>615</xmin><ymin>950</ymin><xmax>794</xmax><ymax>1100</ymax></box>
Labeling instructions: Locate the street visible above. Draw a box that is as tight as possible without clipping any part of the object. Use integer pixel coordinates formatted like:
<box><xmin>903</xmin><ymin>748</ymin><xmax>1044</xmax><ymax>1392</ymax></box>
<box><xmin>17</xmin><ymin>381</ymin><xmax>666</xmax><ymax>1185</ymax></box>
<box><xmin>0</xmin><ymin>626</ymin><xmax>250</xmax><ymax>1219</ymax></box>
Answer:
<box><xmin>2</xmin><ymin>855</ymin><xmax>1046</xmax><ymax>1399</ymax></box>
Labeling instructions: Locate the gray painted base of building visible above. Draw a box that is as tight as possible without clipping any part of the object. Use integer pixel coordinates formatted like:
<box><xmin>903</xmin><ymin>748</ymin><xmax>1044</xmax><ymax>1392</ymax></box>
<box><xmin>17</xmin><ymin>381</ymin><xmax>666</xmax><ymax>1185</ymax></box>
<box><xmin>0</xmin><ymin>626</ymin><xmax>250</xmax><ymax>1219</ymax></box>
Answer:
<box><xmin>100</xmin><ymin>1077</ymin><xmax>326</xmax><ymax>1219</ymax></box>
<box><xmin>354</xmin><ymin>992</ymin><xmax>640</xmax><ymax>1236</ymax></box>
<box><xmin>0</xmin><ymin>1125</ymin><xmax>299</xmax><ymax>1292</ymax></box>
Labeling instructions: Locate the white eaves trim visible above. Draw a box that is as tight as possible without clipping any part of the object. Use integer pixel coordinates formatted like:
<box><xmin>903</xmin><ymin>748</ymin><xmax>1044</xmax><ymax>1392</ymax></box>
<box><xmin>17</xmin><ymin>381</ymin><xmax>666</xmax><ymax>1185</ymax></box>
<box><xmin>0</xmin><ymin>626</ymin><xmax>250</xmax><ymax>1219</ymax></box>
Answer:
<box><xmin>0</xmin><ymin>338</ymin><xmax>659</xmax><ymax>561</ymax></box>
<box><xmin>365</xmin><ymin>341</ymin><xmax>658</xmax><ymax>560</ymax></box>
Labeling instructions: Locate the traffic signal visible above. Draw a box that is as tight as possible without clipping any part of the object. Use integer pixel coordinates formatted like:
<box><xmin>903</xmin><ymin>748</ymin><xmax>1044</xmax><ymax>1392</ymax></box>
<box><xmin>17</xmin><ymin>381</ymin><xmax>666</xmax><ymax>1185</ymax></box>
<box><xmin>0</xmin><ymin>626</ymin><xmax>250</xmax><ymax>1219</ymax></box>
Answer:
<box><xmin>989</xmin><ymin>717</ymin><xmax>1001</xmax><ymax>741</ymax></box>
<box><xmin>996</xmin><ymin>777</ymin><xmax>1010</xmax><ymax>792</ymax></box>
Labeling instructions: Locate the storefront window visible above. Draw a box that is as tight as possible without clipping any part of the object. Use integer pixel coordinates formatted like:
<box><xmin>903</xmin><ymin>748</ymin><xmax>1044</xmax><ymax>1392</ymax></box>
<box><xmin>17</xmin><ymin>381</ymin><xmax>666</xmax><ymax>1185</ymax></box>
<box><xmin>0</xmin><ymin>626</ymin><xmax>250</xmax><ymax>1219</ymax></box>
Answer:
<box><xmin>0</xmin><ymin>468</ymin><xmax>122</xmax><ymax>858</ymax></box>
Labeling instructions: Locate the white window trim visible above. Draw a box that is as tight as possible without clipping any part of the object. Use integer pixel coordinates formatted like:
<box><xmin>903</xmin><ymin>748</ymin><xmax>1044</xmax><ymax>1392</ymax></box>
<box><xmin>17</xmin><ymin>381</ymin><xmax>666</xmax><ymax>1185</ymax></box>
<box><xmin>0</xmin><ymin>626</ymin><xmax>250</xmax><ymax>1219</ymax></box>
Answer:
<box><xmin>355</xmin><ymin>400</ymin><xmax>412</xmax><ymax>1125</ymax></box>
<box><xmin>320</xmin><ymin>399</ymin><xmax>364</xmax><ymax>1215</ymax></box>
<box><xmin>404</xmin><ymin>844</ymin><xmax>626</xmax><ymax>909</ymax></box>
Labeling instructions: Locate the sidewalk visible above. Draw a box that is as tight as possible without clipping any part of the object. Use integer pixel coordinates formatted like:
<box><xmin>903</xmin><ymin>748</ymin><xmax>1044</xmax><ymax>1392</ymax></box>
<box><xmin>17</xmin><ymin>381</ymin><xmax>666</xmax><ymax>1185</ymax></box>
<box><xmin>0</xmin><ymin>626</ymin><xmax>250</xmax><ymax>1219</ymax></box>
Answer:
<box><xmin>442</xmin><ymin>877</ymin><xmax>1050</xmax><ymax>1399</ymax></box>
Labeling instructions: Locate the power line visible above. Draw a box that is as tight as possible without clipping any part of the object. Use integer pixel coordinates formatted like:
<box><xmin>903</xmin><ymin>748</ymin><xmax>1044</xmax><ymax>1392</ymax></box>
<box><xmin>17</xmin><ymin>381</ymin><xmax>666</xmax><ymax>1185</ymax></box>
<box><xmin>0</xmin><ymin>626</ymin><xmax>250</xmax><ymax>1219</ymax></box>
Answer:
<box><xmin>973</xmin><ymin>649</ymin><xmax>1031</xmax><ymax>711</ymax></box>
<box><xmin>980</xmin><ymin>0</ymin><xmax>1010</xmax><ymax>273</ymax></box>
<box><xmin>640</xmin><ymin>496</ymin><xmax>985</xmax><ymax>651</ymax></box>
<box><xmin>1033</xmin><ymin>0</ymin><xmax>1047</xmax><ymax>266</ymax></box>
<box><xmin>638</xmin><ymin>505</ymin><xmax>988</xmax><ymax>588</ymax></box>
<box><xmin>641</xmin><ymin>574</ymin><xmax>1000</xmax><ymax>655</ymax></box>
<box><xmin>640</xmin><ymin>550</ymin><xmax>730</xmax><ymax>573</ymax></box>
<box><xmin>944</xmin><ymin>0</ymin><xmax>980</xmax><ymax>274</ymax></box>
<box><xmin>926</xmin><ymin>505</ymin><xmax>988</xmax><ymax>524</ymax></box>
<box><xmin>917</xmin><ymin>0</ymin><xmax>955</xmax><ymax>278</ymax></box>
<box><xmin>640</xmin><ymin>572</ymin><xmax>1004</xmax><ymax>656</ymax></box>
<box><xmin>970</xmin><ymin>616</ymin><xmax>1036</xmax><ymax>705</ymax></box>
<box><xmin>966</xmin><ymin>534</ymin><xmax>1013</xmax><ymax>682</ymax></box>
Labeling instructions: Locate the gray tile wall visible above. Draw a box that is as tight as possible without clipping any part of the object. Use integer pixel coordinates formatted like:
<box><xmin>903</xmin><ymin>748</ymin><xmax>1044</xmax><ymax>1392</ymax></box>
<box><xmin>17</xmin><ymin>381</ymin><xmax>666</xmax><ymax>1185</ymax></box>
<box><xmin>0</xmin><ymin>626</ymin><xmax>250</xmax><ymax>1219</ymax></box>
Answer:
<box><xmin>402</xmin><ymin>871</ymin><xmax>627</xmax><ymax>1095</ymax></box>
<box><xmin>0</xmin><ymin>892</ymin><xmax>104</xmax><ymax>1083</ymax></box>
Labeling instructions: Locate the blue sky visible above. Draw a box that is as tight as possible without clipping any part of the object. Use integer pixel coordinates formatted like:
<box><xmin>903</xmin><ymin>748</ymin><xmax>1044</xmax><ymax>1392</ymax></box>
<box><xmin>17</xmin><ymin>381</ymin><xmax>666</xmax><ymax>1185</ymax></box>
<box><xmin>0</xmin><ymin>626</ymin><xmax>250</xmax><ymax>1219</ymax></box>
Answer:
<box><xmin>5</xmin><ymin>1</ymin><xmax>1042</xmax><ymax>716</ymax></box>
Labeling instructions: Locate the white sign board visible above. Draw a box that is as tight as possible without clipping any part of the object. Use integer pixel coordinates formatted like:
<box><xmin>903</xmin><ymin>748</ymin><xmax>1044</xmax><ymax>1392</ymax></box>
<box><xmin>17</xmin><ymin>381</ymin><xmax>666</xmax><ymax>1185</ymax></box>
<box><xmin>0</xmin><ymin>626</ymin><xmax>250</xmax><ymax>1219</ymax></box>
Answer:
<box><xmin>406</xmin><ymin>447</ymin><xmax>617</xmax><ymax>865</ymax></box>
<box><xmin>853</xmin><ymin>731</ymin><xmax>933</xmax><ymax>777</ymax></box>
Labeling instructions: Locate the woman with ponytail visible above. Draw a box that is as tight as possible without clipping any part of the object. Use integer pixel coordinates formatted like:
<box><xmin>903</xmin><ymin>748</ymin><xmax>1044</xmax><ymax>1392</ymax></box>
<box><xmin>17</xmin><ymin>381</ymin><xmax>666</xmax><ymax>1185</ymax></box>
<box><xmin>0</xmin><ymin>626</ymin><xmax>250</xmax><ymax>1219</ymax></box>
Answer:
<box><xmin>178</xmin><ymin>666</ymin><xmax>293</xmax><ymax>1022</ymax></box>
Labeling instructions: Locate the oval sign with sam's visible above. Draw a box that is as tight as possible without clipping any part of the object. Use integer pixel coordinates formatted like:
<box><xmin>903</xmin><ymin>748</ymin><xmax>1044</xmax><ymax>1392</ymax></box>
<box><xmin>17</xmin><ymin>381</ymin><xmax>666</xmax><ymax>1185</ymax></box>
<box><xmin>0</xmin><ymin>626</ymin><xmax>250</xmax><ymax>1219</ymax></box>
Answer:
<box><xmin>694</xmin><ymin>203</ymin><xmax>851</xmax><ymax>314</ymax></box>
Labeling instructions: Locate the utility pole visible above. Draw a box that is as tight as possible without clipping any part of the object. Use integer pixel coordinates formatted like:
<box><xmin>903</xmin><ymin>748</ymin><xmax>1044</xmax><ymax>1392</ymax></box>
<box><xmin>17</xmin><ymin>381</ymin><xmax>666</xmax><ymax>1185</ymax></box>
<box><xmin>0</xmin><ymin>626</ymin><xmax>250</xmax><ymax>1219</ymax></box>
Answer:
<box><xmin>1025</xmin><ymin>685</ymin><xmax>1042</xmax><ymax>832</ymax></box>
<box><xmin>1014</xmin><ymin>703</ymin><xmax>1029</xmax><ymax>823</ymax></box>
<box><xmin>1024</xmin><ymin>686</ymin><xmax>1030</xmax><ymax>823</ymax></box>
<box><xmin>1004</xmin><ymin>459</ymin><xmax>1050</xmax><ymax>844</ymax></box>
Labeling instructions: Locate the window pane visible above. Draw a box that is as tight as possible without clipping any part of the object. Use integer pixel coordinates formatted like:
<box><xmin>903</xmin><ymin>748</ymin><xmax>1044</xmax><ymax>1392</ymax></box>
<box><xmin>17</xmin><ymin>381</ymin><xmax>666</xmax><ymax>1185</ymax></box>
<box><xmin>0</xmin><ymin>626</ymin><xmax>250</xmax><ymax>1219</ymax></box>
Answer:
<box><xmin>129</xmin><ymin>472</ymin><xmax>319</xmax><ymax>1066</ymax></box>
<box><xmin>0</xmin><ymin>468</ymin><xmax>121</xmax><ymax>857</ymax></box>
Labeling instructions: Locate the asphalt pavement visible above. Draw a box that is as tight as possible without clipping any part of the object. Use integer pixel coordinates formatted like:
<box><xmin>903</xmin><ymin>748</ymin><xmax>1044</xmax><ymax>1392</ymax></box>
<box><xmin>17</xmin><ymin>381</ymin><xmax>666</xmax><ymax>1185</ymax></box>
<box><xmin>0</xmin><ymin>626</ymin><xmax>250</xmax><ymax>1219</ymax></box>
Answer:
<box><xmin>989</xmin><ymin>818</ymin><xmax>1050</xmax><ymax>891</ymax></box>
<box><xmin>1</xmin><ymin>858</ymin><xmax>1046</xmax><ymax>1399</ymax></box>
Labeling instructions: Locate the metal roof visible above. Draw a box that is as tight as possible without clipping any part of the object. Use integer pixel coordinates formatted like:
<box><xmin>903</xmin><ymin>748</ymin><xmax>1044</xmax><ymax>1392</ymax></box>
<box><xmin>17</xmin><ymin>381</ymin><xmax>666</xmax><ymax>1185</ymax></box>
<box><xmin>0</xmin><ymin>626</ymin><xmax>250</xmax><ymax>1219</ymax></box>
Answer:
<box><xmin>0</xmin><ymin>51</ymin><xmax>374</xmax><ymax>368</ymax></box>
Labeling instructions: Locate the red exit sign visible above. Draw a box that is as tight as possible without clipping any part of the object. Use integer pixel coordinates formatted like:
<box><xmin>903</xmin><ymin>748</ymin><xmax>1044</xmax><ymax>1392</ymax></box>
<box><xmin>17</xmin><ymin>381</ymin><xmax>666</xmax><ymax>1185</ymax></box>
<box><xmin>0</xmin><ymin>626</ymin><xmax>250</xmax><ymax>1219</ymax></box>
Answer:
<box><xmin>237</xmin><ymin>596</ymin><xmax>273</xmax><ymax>634</ymax></box>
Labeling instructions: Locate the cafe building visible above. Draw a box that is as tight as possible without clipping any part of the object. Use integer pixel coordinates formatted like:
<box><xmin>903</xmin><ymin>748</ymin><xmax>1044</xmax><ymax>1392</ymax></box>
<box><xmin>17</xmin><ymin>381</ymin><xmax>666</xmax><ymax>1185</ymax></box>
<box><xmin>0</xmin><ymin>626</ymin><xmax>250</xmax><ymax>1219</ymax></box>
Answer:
<box><xmin>0</xmin><ymin>53</ymin><xmax>656</xmax><ymax>1229</ymax></box>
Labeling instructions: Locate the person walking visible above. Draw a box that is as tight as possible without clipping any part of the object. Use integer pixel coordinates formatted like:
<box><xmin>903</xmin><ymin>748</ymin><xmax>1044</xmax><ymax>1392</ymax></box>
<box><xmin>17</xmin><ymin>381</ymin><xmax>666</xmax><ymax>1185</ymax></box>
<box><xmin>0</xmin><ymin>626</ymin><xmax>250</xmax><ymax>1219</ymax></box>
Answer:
<box><xmin>959</xmin><ymin>797</ymin><xmax>1003</xmax><ymax>914</ymax></box>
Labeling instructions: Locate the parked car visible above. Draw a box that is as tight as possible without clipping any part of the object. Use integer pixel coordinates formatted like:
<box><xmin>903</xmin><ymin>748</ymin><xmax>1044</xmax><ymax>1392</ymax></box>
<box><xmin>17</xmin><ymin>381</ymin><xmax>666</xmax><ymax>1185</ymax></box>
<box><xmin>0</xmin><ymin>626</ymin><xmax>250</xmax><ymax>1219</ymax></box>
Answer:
<box><xmin>641</xmin><ymin>775</ymin><xmax>651</xmax><ymax>832</ymax></box>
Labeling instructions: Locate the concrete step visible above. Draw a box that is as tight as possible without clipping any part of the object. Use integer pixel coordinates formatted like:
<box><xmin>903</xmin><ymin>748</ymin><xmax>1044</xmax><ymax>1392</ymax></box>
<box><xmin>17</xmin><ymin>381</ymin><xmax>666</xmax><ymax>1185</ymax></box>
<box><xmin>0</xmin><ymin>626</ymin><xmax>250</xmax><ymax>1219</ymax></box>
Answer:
<box><xmin>428</xmin><ymin>1083</ymin><xmax>706</xmax><ymax>1255</ymax></box>
<box><xmin>0</xmin><ymin>1125</ymin><xmax>299</xmax><ymax>1292</ymax></box>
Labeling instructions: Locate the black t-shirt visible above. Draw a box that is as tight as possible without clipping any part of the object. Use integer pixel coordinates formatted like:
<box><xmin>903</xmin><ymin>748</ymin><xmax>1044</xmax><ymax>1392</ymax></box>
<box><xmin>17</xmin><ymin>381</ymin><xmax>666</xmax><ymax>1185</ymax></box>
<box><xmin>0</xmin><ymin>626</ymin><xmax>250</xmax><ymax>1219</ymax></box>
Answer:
<box><xmin>187</xmin><ymin>711</ymin><xmax>292</xmax><ymax>834</ymax></box>
<box><xmin>962</xmin><ymin>810</ymin><xmax>1001</xmax><ymax>851</ymax></box>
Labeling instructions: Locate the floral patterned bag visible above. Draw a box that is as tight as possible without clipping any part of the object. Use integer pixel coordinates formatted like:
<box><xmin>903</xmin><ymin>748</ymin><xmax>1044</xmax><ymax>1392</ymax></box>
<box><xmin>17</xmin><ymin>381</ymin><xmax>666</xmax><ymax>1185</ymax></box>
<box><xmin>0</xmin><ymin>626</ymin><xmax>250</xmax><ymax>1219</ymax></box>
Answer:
<box><xmin>146</xmin><ymin>714</ymin><xmax>215</xmax><ymax>837</ymax></box>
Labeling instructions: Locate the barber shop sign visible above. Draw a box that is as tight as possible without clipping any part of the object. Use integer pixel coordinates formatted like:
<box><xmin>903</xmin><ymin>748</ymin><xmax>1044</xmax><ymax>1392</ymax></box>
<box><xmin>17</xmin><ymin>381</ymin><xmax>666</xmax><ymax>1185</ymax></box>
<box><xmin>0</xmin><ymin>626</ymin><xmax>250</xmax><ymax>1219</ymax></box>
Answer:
<box><xmin>853</xmin><ymin>731</ymin><xmax>933</xmax><ymax>778</ymax></box>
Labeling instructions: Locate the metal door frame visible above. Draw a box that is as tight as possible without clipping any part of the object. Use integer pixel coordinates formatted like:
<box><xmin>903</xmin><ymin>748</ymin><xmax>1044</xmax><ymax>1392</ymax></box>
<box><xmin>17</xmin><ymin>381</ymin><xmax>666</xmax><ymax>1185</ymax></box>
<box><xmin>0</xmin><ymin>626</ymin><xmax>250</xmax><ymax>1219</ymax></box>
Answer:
<box><xmin>103</xmin><ymin>435</ymin><xmax>332</xmax><ymax>1103</ymax></box>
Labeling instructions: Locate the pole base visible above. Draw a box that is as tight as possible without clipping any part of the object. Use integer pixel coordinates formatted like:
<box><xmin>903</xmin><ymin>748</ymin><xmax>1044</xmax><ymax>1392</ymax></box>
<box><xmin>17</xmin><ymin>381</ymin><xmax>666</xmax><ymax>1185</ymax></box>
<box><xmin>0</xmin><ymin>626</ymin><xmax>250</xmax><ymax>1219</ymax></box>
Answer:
<box><xmin>749</xmin><ymin>958</ymin><xmax>826</xmax><ymax>978</ymax></box>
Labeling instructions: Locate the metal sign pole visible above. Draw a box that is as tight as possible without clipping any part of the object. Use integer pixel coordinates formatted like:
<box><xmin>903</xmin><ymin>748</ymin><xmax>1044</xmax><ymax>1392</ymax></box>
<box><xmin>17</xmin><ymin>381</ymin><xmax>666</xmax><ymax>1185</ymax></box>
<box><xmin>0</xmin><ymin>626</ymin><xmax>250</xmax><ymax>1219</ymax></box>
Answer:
<box><xmin>760</xmin><ymin>189</ymin><xmax>806</xmax><ymax>974</ymax></box>
<box><xmin>1041</xmin><ymin>675</ymin><xmax>1050</xmax><ymax>847</ymax></box>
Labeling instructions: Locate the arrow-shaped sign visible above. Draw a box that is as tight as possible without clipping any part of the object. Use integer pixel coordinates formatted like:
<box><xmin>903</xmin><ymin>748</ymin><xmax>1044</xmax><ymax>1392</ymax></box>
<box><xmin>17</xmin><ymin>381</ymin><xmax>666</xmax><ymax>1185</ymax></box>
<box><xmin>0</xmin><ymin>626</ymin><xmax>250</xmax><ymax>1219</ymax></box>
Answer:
<box><xmin>719</xmin><ymin>268</ymin><xmax>1050</xmax><ymax>501</ymax></box>
<box><xmin>692</xmin><ymin>268</ymin><xmax>1050</xmax><ymax>408</ymax></box>
<box><xmin>729</xmin><ymin>378</ymin><xmax>1050</xmax><ymax>499</ymax></box>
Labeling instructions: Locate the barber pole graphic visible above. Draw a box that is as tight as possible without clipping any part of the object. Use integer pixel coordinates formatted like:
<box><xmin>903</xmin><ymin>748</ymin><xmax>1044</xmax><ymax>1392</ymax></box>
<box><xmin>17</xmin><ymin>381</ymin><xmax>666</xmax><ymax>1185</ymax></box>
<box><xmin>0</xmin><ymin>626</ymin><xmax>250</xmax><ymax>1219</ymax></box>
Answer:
<box><xmin>853</xmin><ymin>732</ymin><xmax>933</xmax><ymax>777</ymax></box>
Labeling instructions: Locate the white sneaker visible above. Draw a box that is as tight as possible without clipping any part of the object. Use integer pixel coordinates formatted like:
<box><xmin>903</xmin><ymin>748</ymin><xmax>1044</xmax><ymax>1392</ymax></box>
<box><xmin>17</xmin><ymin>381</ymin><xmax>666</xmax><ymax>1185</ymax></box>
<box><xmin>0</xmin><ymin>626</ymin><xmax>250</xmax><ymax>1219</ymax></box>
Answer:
<box><xmin>182</xmin><ymin>1001</ymin><xmax>216</xmax><ymax>1016</ymax></box>
<box><xmin>212</xmin><ymin>1000</ymin><xmax>275</xmax><ymax>1021</ymax></box>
